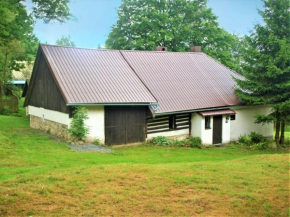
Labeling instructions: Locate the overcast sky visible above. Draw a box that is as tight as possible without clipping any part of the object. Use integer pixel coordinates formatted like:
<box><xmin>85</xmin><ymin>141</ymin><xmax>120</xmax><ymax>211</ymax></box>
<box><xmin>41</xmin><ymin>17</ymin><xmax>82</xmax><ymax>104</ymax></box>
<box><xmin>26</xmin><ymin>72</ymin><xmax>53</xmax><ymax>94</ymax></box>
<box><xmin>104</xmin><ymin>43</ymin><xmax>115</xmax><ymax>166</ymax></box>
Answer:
<box><xmin>26</xmin><ymin>0</ymin><xmax>264</xmax><ymax>48</ymax></box>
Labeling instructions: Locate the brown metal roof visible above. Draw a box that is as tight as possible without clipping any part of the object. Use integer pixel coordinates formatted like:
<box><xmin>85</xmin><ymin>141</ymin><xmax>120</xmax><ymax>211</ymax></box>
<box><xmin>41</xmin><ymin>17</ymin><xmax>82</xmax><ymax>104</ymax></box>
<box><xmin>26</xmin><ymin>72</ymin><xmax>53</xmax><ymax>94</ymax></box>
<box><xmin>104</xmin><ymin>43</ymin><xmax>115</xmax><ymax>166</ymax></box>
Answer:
<box><xmin>40</xmin><ymin>44</ymin><xmax>157</xmax><ymax>105</ymax></box>
<box><xmin>199</xmin><ymin>109</ymin><xmax>236</xmax><ymax>116</ymax></box>
<box><xmin>39</xmin><ymin>44</ymin><xmax>243</xmax><ymax>114</ymax></box>
<box><xmin>121</xmin><ymin>50</ymin><xmax>243</xmax><ymax>114</ymax></box>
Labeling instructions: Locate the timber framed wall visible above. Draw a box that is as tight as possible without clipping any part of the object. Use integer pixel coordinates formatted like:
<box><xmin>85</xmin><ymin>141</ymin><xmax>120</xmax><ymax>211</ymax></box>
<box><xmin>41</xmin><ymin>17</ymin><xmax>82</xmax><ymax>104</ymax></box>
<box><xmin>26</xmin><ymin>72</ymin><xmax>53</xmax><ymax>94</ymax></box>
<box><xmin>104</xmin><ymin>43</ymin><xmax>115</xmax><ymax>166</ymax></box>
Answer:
<box><xmin>26</xmin><ymin>51</ymin><xmax>68</xmax><ymax>113</ymax></box>
<box><xmin>146</xmin><ymin>113</ymin><xmax>191</xmax><ymax>138</ymax></box>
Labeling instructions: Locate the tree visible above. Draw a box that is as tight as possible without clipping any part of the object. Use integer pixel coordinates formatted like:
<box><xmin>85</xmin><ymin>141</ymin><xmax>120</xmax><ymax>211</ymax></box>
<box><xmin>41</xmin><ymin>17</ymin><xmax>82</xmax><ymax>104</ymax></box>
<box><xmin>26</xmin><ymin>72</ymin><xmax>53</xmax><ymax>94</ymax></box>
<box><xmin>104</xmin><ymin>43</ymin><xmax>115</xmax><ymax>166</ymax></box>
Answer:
<box><xmin>0</xmin><ymin>0</ymin><xmax>72</xmax><ymax>114</ymax></box>
<box><xmin>55</xmin><ymin>35</ymin><xmax>76</xmax><ymax>47</ymax></box>
<box><xmin>106</xmin><ymin>0</ymin><xmax>241</xmax><ymax>72</ymax></box>
<box><xmin>31</xmin><ymin>0</ymin><xmax>72</xmax><ymax>23</ymax></box>
<box><xmin>235</xmin><ymin>0</ymin><xmax>290</xmax><ymax>146</ymax></box>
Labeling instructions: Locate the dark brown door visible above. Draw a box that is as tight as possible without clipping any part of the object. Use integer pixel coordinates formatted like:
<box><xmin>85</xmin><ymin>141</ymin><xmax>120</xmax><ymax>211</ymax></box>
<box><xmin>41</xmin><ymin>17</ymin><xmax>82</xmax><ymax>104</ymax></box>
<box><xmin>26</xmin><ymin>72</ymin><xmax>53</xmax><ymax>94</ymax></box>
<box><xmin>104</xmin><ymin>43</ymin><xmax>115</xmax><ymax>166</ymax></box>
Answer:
<box><xmin>213</xmin><ymin>115</ymin><xmax>222</xmax><ymax>144</ymax></box>
<box><xmin>105</xmin><ymin>106</ymin><xmax>146</xmax><ymax>145</ymax></box>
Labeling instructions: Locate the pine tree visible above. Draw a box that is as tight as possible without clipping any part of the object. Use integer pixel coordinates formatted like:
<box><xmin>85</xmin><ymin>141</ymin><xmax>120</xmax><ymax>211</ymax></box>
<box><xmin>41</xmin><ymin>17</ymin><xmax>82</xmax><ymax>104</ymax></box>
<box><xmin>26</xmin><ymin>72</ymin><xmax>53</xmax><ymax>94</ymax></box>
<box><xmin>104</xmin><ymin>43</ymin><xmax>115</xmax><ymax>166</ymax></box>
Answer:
<box><xmin>235</xmin><ymin>0</ymin><xmax>290</xmax><ymax>145</ymax></box>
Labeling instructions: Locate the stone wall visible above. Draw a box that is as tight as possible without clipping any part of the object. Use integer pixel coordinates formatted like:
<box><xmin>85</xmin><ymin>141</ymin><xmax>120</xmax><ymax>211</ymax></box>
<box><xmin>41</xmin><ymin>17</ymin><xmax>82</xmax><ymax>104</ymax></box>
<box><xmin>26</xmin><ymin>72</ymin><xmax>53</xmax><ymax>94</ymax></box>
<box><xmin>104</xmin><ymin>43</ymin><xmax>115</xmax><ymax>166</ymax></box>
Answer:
<box><xmin>30</xmin><ymin>115</ymin><xmax>69</xmax><ymax>140</ymax></box>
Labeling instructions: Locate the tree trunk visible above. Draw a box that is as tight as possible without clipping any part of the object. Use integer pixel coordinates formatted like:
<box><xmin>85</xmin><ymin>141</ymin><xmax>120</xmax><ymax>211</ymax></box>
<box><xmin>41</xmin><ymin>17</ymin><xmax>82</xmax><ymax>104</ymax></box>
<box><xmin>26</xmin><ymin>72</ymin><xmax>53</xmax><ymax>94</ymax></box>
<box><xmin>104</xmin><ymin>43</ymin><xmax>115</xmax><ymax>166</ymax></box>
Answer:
<box><xmin>0</xmin><ymin>81</ymin><xmax>4</xmax><ymax>114</ymax></box>
<box><xmin>279</xmin><ymin>120</ymin><xmax>285</xmax><ymax>145</ymax></box>
<box><xmin>0</xmin><ymin>51</ymin><xmax>8</xmax><ymax>114</ymax></box>
<box><xmin>275</xmin><ymin>110</ymin><xmax>280</xmax><ymax>146</ymax></box>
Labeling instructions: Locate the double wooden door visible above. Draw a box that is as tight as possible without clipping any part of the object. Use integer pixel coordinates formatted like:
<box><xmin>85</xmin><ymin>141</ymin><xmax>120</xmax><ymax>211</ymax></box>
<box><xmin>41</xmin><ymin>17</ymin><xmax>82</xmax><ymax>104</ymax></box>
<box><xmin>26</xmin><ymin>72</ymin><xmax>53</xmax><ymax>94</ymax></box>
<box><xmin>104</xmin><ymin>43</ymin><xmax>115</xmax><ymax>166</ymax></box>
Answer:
<box><xmin>105</xmin><ymin>106</ymin><xmax>146</xmax><ymax>145</ymax></box>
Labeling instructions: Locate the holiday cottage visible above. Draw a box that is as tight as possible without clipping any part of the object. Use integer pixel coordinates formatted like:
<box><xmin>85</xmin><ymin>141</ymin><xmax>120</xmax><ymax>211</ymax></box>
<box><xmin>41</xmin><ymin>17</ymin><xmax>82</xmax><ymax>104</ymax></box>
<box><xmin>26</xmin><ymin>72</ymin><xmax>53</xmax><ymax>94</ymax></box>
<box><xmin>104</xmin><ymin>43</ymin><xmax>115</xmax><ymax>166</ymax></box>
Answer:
<box><xmin>24</xmin><ymin>44</ymin><xmax>273</xmax><ymax>145</ymax></box>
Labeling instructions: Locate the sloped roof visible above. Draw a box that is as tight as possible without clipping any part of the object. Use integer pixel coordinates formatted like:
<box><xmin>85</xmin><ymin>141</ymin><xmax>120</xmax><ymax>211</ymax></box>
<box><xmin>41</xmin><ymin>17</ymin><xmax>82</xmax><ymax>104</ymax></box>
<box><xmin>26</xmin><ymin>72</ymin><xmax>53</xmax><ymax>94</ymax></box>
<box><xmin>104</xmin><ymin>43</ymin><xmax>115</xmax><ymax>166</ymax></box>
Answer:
<box><xmin>40</xmin><ymin>44</ymin><xmax>157</xmax><ymax>105</ymax></box>
<box><xmin>35</xmin><ymin>44</ymin><xmax>243</xmax><ymax>114</ymax></box>
<box><xmin>121</xmin><ymin>50</ymin><xmax>243</xmax><ymax>114</ymax></box>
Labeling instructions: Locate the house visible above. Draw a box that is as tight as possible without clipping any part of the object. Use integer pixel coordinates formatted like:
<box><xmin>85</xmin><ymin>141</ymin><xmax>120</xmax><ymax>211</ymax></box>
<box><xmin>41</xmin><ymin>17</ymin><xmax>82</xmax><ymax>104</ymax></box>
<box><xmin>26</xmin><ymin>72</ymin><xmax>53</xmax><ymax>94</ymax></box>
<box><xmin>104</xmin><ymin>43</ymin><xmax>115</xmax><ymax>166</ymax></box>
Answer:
<box><xmin>24</xmin><ymin>44</ymin><xmax>273</xmax><ymax>145</ymax></box>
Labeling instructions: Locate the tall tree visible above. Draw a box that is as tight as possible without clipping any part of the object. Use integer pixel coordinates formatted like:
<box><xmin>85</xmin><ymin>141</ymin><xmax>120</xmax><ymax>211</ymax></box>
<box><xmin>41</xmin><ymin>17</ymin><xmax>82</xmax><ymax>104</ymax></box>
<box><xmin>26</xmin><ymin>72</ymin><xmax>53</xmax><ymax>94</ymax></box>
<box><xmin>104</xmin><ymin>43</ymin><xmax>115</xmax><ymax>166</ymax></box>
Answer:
<box><xmin>235</xmin><ymin>0</ymin><xmax>290</xmax><ymax>145</ymax></box>
<box><xmin>55</xmin><ymin>35</ymin><xmax>76</xmax><ymax>47</ymax></box>
<box><xmin>0</xmin><ymin>0</ymin><xmax>72</xmax><ymax>114</ymax></box>
<box><xmin>106</xmin><ymin>0</ymin><xmax>241</xmax><ymax>72</ymax></box>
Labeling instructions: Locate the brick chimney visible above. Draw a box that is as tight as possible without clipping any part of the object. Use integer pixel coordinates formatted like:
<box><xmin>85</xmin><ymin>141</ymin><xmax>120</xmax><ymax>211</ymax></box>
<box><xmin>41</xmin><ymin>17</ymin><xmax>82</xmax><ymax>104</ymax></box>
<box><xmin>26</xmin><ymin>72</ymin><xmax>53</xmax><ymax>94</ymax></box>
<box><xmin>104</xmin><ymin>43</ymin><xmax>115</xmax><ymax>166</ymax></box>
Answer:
<box><xmin>156</xmin><ymin>46</ymin><xmax>168</xmax><ymax>51</ymax></box>
<box><xmin>190</xmin><ymin>46</ymin><xmax>201</xmax><ymax>52</ymax></box>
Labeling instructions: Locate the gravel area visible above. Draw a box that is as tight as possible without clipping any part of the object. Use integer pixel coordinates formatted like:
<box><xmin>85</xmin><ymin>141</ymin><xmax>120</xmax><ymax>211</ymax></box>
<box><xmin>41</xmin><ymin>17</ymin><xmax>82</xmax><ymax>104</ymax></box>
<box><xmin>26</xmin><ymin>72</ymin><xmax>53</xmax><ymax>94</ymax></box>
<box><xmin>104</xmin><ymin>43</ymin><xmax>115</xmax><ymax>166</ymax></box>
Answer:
<box><xmin>67</xmin><ymin>144</ymin><xmax>112</xmax><ymax>153</ymax></box>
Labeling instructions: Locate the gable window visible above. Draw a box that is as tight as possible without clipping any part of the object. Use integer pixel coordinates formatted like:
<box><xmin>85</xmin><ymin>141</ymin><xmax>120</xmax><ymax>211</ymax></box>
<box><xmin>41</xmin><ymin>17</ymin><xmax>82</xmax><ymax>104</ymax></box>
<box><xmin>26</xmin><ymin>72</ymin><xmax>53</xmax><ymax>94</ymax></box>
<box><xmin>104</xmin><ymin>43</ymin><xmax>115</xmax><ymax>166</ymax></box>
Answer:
<box><xmin>169</xmin><ymin>115</ymin><xmax>175</xmax><ymax>129</ymax></box>
<box><xmin>231</xmin><ymin>115</ymin><xmax>236</xmax><ymax>121</ymax></box>
<box><xmin>205</xmin><ymin>116</ymin><xmax>211</xmax><ymax>129</ymax></box>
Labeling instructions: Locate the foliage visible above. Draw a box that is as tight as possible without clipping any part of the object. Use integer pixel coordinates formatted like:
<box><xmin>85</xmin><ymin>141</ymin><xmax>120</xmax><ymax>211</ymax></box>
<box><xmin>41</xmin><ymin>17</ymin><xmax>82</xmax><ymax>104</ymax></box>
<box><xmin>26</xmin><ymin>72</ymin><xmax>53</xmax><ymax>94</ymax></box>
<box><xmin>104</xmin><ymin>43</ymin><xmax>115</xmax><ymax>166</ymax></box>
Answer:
<box><xmin>234</xmin><ymin>0</ymin><xmax>290</xmax><ymax>145</ymax></box>
<box><xmin>251</xmin><ymin>142</ymin><xmax>269</xmax><ymax>150</ymax></box>
<box><xmin>151</xmin><ymin>136</ymin><xmax>172</xmax><ymax>147</ymax></box>
<box><xmin>106</xmin><ymin>0</ymin><xmax>242</xmax><ymax>72</ymax></box>
<box><xmin>149</xmin><ymin>136</ymin><xmax>203</xmax><ymax>148</ymax></box>
<box><xmin>238</xmin><ymin>135</ymin><xmax>251</xmax><ymax>146</ymax></box>
<box><xmin>31</xmin><ymin>0</ymin><xmax>72</xmax><ymax>23</ymax></box>
<box><xmin>0</xmin><ymin>0</ymin><xmax>72</xmax><ymax>114</ymax></box>
<box><xmin>249</xmin><ymin>132</ymin><xmax>265</xmax><ymax>143</ymax></box>
<box><xmin>67</xmin><ymin>107</ymin><xmax>89</xmax><ymax>141</ymax></box>
<box><xmin>187</xmin><ymin>136</ymin><xmax>203</xmax><ymax>149</ymax></box>
<box><xmin>93</xmin><ymin>138</ymin><xmax>100</xmax><ymax>145</ymax></box>
<box><xmin>55</xmin><ymin>35</ymin><xmax>76</xmax><ymax>47</ymax></box>
<box><xmin>239</xmin><ymin>132</ymin><xmax>265</xmax><ymax>145</ymax></box>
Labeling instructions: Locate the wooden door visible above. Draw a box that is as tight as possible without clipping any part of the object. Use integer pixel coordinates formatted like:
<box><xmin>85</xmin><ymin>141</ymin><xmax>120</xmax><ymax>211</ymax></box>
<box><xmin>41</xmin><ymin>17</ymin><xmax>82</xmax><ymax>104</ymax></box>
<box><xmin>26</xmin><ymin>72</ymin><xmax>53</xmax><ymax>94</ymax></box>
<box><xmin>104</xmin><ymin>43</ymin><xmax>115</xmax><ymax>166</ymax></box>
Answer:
<box><xmin>213</xmin><ymin>115</ymin><xmax>222</xmax><ymax>144</ymax></box>
<box><xmin>105</xmin><ymin>106</ymin><xmax>146</xmax><ymax>145</ymax></box>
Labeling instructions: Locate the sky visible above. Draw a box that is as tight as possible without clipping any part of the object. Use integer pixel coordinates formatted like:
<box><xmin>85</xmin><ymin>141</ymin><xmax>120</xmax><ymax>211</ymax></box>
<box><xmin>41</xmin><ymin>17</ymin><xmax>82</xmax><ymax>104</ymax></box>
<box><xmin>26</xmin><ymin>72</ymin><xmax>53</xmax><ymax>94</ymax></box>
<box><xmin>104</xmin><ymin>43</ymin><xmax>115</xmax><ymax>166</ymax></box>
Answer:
<box><xmin>26</xmin><ymin>0</ymin><xmax>264</xmax><ymax>49</ymax></box>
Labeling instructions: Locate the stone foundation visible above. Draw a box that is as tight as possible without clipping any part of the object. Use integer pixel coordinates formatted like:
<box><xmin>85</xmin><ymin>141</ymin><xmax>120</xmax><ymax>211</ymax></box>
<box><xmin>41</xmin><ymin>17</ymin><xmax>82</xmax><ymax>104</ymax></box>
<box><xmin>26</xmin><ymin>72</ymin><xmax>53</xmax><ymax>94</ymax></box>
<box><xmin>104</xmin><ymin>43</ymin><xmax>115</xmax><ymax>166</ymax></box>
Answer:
<box><xmin>30</xmin><ymin>115</ymin><xmax>69</xmax><ymax>140</ymax></box>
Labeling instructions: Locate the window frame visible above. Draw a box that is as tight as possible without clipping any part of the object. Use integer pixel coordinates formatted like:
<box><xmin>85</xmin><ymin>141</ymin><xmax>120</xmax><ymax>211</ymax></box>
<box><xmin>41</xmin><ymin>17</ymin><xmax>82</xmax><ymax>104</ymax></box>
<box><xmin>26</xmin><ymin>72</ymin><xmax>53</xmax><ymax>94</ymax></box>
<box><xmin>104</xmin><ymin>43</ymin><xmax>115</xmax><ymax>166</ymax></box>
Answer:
<box><xmin>169</xmin><ymin>115</ymin><xmax>176</xmax><ymax>129</ymax></box>
<box><xmin>205</xmin><ymin>116</ymin><xmax>211</xmax><ymax>129</ymax></box>
<box><xmin>230</xmin><ymin>114</ymin><xmax>236</xmax><ymax>121</ymax></box>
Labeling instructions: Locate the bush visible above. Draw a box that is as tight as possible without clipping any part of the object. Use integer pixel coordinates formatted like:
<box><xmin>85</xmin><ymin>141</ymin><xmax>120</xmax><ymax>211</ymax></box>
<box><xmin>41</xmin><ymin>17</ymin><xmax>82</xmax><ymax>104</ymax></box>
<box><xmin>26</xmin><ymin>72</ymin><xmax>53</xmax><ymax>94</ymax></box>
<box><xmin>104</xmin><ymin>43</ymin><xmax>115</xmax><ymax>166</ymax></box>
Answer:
<box><xmin>188</xmin><ymin>136</ymin><xmax>203</xmax><ymax>149</ymax></box>
<box><xmin>67</xmin><ymin>107</ymin><xmax>89</xmax><ymax>141</ymax></box>
<box><xmin>93</xmin><ymin>139</ymin><xmax>100</xmax><ymax>145</ymax></box>
<box><xmin>251</xmin><ymin>142</ymin><xmax>269</xmax><ymax>150</ymax></box>
<box><xmin>151</xmin><ymin>136</ymin><xmax>172</xmax><ymax>147</ymax></box>
<box><xmin>238</xmin><ymin>135</ymin><xmax>251</xmax><ymax>145</ymax></box>
<box><xmin>249</xmin><ymin>132</ymin><xmax>265</xmax><ymax>143</ymax></box>
<box><xmin>3</xmin><ymin>106</ymin><xmax>10</xmax><ymax>115</ymax></box>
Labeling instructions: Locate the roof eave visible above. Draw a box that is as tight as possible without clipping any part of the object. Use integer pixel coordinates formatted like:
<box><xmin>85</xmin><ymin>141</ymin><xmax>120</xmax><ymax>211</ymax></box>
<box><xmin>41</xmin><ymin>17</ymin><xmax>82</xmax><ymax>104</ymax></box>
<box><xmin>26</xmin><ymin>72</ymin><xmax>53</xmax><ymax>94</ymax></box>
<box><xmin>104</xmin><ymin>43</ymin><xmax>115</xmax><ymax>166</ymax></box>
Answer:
<box><xmin>66</xmin><ymin>102</ymin><xmax>158</xmax><ymax>106</ymax></box>
<box><xmin>153</xmin><ymin>106</ymin><xmax>237</xmax><ymax>116</ymax></box>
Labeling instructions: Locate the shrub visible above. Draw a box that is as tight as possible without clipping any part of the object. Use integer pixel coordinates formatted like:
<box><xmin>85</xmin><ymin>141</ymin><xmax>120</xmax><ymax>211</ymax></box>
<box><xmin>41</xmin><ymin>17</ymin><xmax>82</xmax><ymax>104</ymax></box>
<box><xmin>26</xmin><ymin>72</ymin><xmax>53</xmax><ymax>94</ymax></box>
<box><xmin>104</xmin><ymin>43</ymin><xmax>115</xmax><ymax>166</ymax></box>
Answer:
<box><xmin>3</xmin><ymin>106</ymin><xmax>10</xmax><ymax>115</ymax></box>
<box><xmin>68</xmin><ymin>107</ymin><xmax>89</xmax><ymax>141</ymax></box>
<box><xmin>251</xmin><ymin>142</ymin><xmax>269</xmax><ymax>150</ymax></box>
<box><xmin>188</xmin><ymin>136</ymin><xmax>203</xmax><ymax>149</ymax></box>
<box><xmin>93</xmin><ymin>139</ymin><xmax>100</xmax><ymax>145</ymax></box>
<box><xmin>249</xmin><ymin>132</ymin><xmax>265</xmax><ymax>143</ymax></box>
<box><xmin>238</xmin><ymin>135</ymin><xmax>251</xmax><ymax>145</ymax></box>
<box><xmin>151</xmin><ymin>136</ymin><xmax>172</xmax><ymax>147</ymax></box>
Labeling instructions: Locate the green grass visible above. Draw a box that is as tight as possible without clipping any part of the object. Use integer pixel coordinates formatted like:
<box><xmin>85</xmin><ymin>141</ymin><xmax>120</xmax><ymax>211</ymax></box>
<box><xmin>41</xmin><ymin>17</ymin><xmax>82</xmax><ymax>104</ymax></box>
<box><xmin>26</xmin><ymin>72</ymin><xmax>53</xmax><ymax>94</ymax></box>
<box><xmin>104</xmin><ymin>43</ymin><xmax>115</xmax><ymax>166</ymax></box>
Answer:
<box><xmin>0</xmin><ymin>116</ymin><xmax>289</xmax><ymax>216</ymax></box>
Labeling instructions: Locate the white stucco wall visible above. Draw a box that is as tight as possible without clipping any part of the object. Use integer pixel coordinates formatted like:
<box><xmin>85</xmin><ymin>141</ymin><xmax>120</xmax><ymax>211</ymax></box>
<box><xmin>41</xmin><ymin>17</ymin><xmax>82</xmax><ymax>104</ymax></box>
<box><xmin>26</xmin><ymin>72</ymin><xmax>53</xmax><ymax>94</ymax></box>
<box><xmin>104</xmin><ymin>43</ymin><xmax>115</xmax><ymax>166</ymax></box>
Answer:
<box><xmin>222</xmin><ymin>115</ymin><xmax>231</xmax><ymax>143</ymax></box>
<box><xmin>28</xmin><ymin>105</ymin><xmax>105</xmax><ymax>144</ymax></box>
<box><xmin>84</xmin><ymin>106</ymin><xmax>105</xmax><ymax>144</ymax></box>
<box><xmin>147</xmin><ymin>129</ymin><xmax>189</xmax><ymax>140</ymax></box>
<box><xmin>191</xmin><ymin>113</ymin><xmax>202</xmax><ymax>138</ymax></box>
<box><xmin>230</xmin><ymin>105</ymin><xmax>273</xmax><ymax>141</ymax></box>
<box><xmin>191</xmin><ymin>113</ymin><xmax>231</xmax><ymax>145</ymax></box>
<box><xmin>191</xmin><ymin>113</ymin><xmax>213</xmax><ymax>145</ymax></box>
<box><xmin>28</xmin><ymin>105</ymin><xmax>71</xmax><ymax>126</ymax></box>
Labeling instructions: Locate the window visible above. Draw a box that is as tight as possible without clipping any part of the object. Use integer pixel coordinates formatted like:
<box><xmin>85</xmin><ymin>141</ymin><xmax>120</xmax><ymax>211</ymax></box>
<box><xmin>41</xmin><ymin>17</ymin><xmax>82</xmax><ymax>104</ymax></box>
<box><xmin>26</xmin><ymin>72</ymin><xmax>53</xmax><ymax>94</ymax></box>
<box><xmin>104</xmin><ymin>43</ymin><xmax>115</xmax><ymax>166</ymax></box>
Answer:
<box><xmin>169</xmin><ymin>115</ymin><xmax>175</xmax><ymax>129</ymax></box>
<box><xmin>231</xmin><ymin>115</ymin><xmax>236</xmax><ymax>121</ymax></box>
<box><xmin>205</xmin><ymin>116</ymin><xmax>211</xmax><ymax>129</ymax></box>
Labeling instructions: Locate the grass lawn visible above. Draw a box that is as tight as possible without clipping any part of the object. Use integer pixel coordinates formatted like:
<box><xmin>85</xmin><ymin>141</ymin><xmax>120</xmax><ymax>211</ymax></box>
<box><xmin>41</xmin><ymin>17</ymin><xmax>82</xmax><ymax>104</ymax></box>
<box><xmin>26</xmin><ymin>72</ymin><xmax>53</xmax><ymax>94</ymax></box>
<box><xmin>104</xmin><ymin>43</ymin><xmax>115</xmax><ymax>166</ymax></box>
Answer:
<box><xmin>0</xmin><ymin>116</ymin><xmax>289</xmax><ymax>216</ymax></box>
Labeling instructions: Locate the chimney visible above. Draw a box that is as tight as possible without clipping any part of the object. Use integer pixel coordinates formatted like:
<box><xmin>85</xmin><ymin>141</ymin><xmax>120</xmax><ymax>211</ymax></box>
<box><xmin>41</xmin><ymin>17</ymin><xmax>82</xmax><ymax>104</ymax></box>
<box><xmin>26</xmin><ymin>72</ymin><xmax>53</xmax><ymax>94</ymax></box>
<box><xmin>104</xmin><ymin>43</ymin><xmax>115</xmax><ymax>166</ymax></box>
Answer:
<box><xmin>190</xmin><ymin>46</ymin><xmax>201</xmax><ymax>52</ymax></box>
<box><xmin>156</xmin><ymin>46</ymin><xmax>168</xmax><ymax>51</ymax></box>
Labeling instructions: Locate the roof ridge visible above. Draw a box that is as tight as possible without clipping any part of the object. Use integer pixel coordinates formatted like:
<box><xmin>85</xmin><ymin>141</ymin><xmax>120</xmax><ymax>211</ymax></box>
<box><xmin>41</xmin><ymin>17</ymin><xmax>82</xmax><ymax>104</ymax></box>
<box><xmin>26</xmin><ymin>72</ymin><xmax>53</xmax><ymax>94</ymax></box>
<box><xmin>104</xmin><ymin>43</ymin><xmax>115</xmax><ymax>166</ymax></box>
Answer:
<box><xmin>40</xmin><ymin>44</ymin><xmax>205</xmax><ymax>54</ymax></box>
<box><xmin>119</xmin><ymin>50</ymin><xmax>159</xmax><ymax>104</ymax></box>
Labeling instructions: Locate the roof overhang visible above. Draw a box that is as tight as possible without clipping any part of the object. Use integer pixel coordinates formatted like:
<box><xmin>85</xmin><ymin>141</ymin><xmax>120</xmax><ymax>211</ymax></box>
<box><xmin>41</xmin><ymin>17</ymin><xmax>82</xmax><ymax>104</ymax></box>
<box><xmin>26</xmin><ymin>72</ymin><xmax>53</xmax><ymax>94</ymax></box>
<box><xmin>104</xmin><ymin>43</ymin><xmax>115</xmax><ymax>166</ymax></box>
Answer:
<box><xmin>66</xmin><ymin>102</ymin><xmax>158</xmax><ymax>106</ymax></box>
<box><xmin>199</xmin><ymin>109</ymin><xmax>236</xmax><ymax>117</ymax></box>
